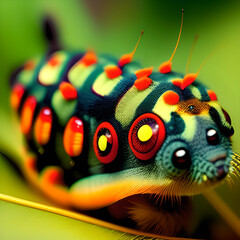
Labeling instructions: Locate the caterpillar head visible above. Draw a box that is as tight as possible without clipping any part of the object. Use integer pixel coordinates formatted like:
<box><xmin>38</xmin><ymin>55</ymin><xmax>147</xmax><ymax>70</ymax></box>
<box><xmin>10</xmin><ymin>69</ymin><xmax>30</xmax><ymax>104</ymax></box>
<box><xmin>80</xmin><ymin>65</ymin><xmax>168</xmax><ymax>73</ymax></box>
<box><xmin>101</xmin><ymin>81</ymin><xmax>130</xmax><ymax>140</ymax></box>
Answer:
<box><xmin>124</xmin><ymin>72</ymin><xmax>234</xmax><ymax>198</ymax></box>
<box><xmin>84</xmin><ymin>71</ymin><xmax>234</xmax><ymax>212</ymax></box>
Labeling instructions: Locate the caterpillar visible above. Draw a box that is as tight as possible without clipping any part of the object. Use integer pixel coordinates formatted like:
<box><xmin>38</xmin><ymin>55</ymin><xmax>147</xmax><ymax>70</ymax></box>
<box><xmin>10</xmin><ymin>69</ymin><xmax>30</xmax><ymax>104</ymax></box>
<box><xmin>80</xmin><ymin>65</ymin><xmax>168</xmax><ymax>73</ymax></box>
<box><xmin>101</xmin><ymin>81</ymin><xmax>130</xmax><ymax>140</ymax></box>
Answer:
<box><xmin>8</xmin><ymin>11</ymin><xmax>239</xmax><ymax>236</ymax></box>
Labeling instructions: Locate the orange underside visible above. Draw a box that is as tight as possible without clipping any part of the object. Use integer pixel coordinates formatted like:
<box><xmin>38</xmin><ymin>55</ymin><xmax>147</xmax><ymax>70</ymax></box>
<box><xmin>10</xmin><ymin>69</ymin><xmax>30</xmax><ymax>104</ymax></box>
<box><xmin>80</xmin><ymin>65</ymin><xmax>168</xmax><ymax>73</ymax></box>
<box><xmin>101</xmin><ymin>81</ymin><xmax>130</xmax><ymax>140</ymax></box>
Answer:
<box><xmin>22</xmin><ymin>154</ymin><xmax>164</xmax><ymax>210</ymax></box>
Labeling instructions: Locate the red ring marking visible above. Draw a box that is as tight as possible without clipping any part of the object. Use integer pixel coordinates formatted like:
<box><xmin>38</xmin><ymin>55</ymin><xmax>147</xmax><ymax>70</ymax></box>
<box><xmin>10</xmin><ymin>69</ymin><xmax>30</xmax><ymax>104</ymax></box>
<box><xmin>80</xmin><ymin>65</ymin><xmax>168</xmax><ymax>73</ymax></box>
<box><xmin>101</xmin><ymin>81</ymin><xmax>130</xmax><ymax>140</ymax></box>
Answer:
<box><xmin>128</xmin><ymin>113</ymin><xmax>166</xmax><ymax>160</ymax></box>
<box><xmin>93</xmin><ymin>122</ymin><xmax>118</xmax><ymax>164</ymax></box>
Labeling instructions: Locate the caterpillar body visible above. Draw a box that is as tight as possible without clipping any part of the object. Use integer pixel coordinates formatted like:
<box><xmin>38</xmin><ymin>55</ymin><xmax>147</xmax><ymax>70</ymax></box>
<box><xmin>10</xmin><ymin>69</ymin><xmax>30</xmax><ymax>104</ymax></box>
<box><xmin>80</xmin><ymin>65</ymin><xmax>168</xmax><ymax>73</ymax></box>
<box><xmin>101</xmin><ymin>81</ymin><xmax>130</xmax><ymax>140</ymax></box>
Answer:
<box><xmin>9</xmin><ymin>16</ymin><xmax>236</xmax><ymax>235</ymax></box>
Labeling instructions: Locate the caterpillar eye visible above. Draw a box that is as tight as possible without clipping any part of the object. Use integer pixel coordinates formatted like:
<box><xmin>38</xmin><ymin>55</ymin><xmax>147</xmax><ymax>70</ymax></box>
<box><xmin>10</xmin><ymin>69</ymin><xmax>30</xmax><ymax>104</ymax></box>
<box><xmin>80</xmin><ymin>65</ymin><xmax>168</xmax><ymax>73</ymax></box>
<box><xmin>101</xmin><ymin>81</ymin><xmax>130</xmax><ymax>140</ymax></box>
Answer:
<box><xmin>129</xmin><ymin>113</ymin><xmax>166</xmax><ymax>160</ymax></box>
<box><xmin>206</xmin><ymin>128</ymin><xmax>219</xmax><ymax>145</ymax></box>
<box><xmin>93</xmin><ymin>122</ymin><xmax>118</xmax><ymax>164</ymax></box>
<box><xmin>172</xmin><ymin>148</ymin><xmax>191</xmax><ymax>169</ymax></box>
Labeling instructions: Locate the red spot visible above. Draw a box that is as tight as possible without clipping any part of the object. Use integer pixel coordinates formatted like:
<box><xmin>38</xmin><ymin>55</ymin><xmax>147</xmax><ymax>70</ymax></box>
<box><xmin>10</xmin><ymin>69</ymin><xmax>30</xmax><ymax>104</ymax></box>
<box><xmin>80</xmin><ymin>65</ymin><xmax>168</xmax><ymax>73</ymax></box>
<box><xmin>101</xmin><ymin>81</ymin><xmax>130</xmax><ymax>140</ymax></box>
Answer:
<box><xmin>59</xmin><ymin>82</ymin><xmax>78</xmax><ymax>100</ymax></box>
<box><xmin>63</xmin><ymin>117</ymin><xmax>84</xmax><ymax>157</ymax></box>
<box><xmin>207</xmin><ymin>90</ymin><xmax>217</xmax><ymax>101</ymax></box>
<box><xmin>159</xmin><ymin>61</ymin><xmax>172</xmax><ymax>74</ymax></box>
<box><xmin>172</xmin><ymin>73</ymin><xmax>198</xmax><ymax>90</ymax></box>
<box><xmin>10</xmin><ymin>84</ymin><xmax>25</xmax><ymax>110</ymax></box>
<box><xmin>48</xmin><ymin>56</ymin><xmax>61</xmax><ymax>67</ymax></box>
<box><xmin>24</xmin><ymin>60</ymin><xmax>35</xmax><ymax>70</ymax></box>
<box><xmin>162</xmin><ymin>90</ymin><xmax>180</xmax><ymax>105</ymax></box>
<box><xmin>34</xmin><ymin>107</ymin><xmax>52</xmax><ymax>145</ymax></box>
<box><xmin>80</xmin><ymin>51</ymin><xmax>97</xmax><ymax>66</ymax></box>
<box><xmin>134</xmin><ymin>77</ymin><xmax>153</xmax><ymax>91</ymax></box>
<box><xmin>26</xmin><ymin>157</ymin><xmax>36</xmax><ymax>170</ymax></box>
<box><xmin>181</xmin><ymin>73</ymin><xmax>197</xmax><ymax>89</ymax></box>
<box><xmin>172</xmin><ymin>78</ymin><xmax>182</xmax><ymax>88</ymax></box>
<box><xmin>20</xmin><ymin>96</ymin><xmax>37</xmax><ymax>134</ymax></box>
<box><xmin>118</xmin><ymin>53</ymin><xmax>132</xmax><ymax>68</ymax></box>
<box><xmin>104</xmin><ymin>65</ymin><xmax>122</xmax><ymax>79</ymax></box>
<box><xmin>70</xmin><ymin>117</ymin><xmax>83</xmax><ymax>132</ymax></box>
<box><xmin>47</xmin><ymin>169</ymin><xmax>64</xmax><ymax>185</ymax></box>
<box><xmin>135</xmin><ymin>67</ymin><xmax>153</xmax><ymax>78</ymax></box>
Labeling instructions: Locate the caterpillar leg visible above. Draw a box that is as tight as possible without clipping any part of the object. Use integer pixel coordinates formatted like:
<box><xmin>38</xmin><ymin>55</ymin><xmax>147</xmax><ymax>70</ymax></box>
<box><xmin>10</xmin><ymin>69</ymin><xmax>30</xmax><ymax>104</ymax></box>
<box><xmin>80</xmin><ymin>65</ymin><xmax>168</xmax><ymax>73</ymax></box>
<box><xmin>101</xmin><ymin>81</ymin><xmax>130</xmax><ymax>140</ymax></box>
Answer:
<box><xmin>107</xmin><ymin>194</ymin><xmax>192</xmax><ymax>236</ymax></box>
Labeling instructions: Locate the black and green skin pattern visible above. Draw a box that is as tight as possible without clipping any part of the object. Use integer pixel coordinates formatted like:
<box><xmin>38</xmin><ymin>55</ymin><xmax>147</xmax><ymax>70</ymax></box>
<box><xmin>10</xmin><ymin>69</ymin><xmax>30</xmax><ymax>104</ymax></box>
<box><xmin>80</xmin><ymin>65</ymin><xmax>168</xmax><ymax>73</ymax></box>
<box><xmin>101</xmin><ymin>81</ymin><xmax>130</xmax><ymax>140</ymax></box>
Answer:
<box><xmin>10</xmin><ymin>48</ymin><xmax>234</xmax><ymax>198</ymax></box>
<box><xmin>9</xmin><ymin>23</ymin><xmax>235</xmax><ymax>236</ymax></box>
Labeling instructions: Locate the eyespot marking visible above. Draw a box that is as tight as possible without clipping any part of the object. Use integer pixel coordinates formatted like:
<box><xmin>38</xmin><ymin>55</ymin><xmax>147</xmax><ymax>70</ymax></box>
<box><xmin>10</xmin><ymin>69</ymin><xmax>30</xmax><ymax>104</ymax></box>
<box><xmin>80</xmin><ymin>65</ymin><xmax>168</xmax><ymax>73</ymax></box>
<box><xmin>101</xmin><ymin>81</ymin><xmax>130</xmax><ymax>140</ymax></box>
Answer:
<box><xmin>129</xmin><ymin>113</ymin><xmax>166</xmax><ymax>160</ymax></box>
<box><xmin>93</xmin><ymin>122</ymin><xmax>118</xmax><ymax>164</ymax></box>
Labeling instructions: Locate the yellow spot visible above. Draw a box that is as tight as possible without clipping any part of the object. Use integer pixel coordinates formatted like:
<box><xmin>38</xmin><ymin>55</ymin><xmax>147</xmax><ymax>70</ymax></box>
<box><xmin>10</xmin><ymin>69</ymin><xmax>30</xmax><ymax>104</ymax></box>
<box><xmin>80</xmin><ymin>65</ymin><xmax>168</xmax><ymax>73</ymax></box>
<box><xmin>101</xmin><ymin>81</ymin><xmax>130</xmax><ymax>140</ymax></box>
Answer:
<box><xmin>68</xmin><ymin>64</ymin><xmax>95</xmax><ymax>88</ymax></box>
<box><xmin>92</xmin><ymin>71</ymin><xmax>122</xmax><ymax>96</ymax></box>
<box><xmin>98</xmin><ymin>135</ymin><xmax>108</xmax><ymax>151</ymax></box>
<box><xmin>115</xmin><ymin>82</ymin><xmax>157</xmax><ymax>127</ymax></box>
<box><xmin>39</xmin><ymin>52</ymin><xmax>67</xmax><ymax>86</ymax></box>
<box><xmin>202</xmin><ymin>174</ymin><xmax>208</xmax><ymax>182</ymax></box>
<box><xmin>137</xmin><ymin>125</ymin><xmax>152</xmax><ymax>142</ymax></box>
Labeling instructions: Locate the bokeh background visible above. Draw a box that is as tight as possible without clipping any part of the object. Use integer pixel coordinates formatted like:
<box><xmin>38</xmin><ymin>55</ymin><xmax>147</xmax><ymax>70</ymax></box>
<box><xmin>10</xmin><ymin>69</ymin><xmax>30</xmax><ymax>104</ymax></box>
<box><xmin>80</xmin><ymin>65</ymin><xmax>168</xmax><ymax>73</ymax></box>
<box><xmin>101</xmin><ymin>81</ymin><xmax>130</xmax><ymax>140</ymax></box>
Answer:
<box><xmin>0</xmin><ymin>0</ymin><xmax>240</xmax><ymax>239</ymax></box>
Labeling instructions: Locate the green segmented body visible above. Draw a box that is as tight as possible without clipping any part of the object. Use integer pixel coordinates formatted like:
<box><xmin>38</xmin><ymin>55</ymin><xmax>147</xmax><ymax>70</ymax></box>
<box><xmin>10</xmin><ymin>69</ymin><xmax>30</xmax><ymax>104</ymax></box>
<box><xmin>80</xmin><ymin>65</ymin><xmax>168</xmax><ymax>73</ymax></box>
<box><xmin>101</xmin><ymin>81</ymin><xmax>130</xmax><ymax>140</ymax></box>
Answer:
<box><xmin>10</xmin><ymin>48</ymin><xmax>234</xmax><ymax>205</ymax></box>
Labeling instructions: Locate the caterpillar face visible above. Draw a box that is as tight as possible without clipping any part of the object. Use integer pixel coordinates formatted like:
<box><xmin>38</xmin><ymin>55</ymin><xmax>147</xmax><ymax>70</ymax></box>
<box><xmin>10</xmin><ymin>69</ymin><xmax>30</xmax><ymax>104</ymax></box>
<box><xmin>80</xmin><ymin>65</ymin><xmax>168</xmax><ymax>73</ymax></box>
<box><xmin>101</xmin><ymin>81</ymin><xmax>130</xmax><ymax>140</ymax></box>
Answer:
<box><xmin>156</xmin><ymin>114</ymin><xmax>233</xmax><ymax>193</ymax></box>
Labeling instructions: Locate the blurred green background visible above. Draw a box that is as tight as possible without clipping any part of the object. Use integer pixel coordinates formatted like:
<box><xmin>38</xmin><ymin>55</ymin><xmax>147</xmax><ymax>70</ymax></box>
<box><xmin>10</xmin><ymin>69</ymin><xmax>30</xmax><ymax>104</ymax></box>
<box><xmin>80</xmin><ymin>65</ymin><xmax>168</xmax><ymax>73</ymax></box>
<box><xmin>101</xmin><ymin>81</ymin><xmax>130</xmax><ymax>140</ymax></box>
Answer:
<box><xmin>0</xmin><ymin>0</ymin><xmax>240</xmax><ymax>239</ymax></box>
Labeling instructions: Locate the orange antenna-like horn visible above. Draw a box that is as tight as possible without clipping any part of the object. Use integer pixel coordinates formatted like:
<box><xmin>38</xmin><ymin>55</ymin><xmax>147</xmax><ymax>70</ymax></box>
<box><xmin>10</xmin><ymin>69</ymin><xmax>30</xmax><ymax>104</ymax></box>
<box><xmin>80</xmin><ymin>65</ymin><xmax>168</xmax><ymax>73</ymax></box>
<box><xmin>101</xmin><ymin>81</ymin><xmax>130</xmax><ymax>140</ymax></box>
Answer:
<box><xmin>182</xmin><ymin>42</ymin><xmax>223</xmax><ymax>89</ymax></box>
<box><xmin>118</xmin><ymin>30</ymin><xmax>144</xmax><ymax>68</ymax></box>
<box><xmin>186</xmin><ymin>34</ymin><xmax>199</xmax><ymax>74</ymax></box>
<box><xmin>159</xmin><ymin>9</ymin><xmax>184</xmax><ymax>74</ymax></box>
